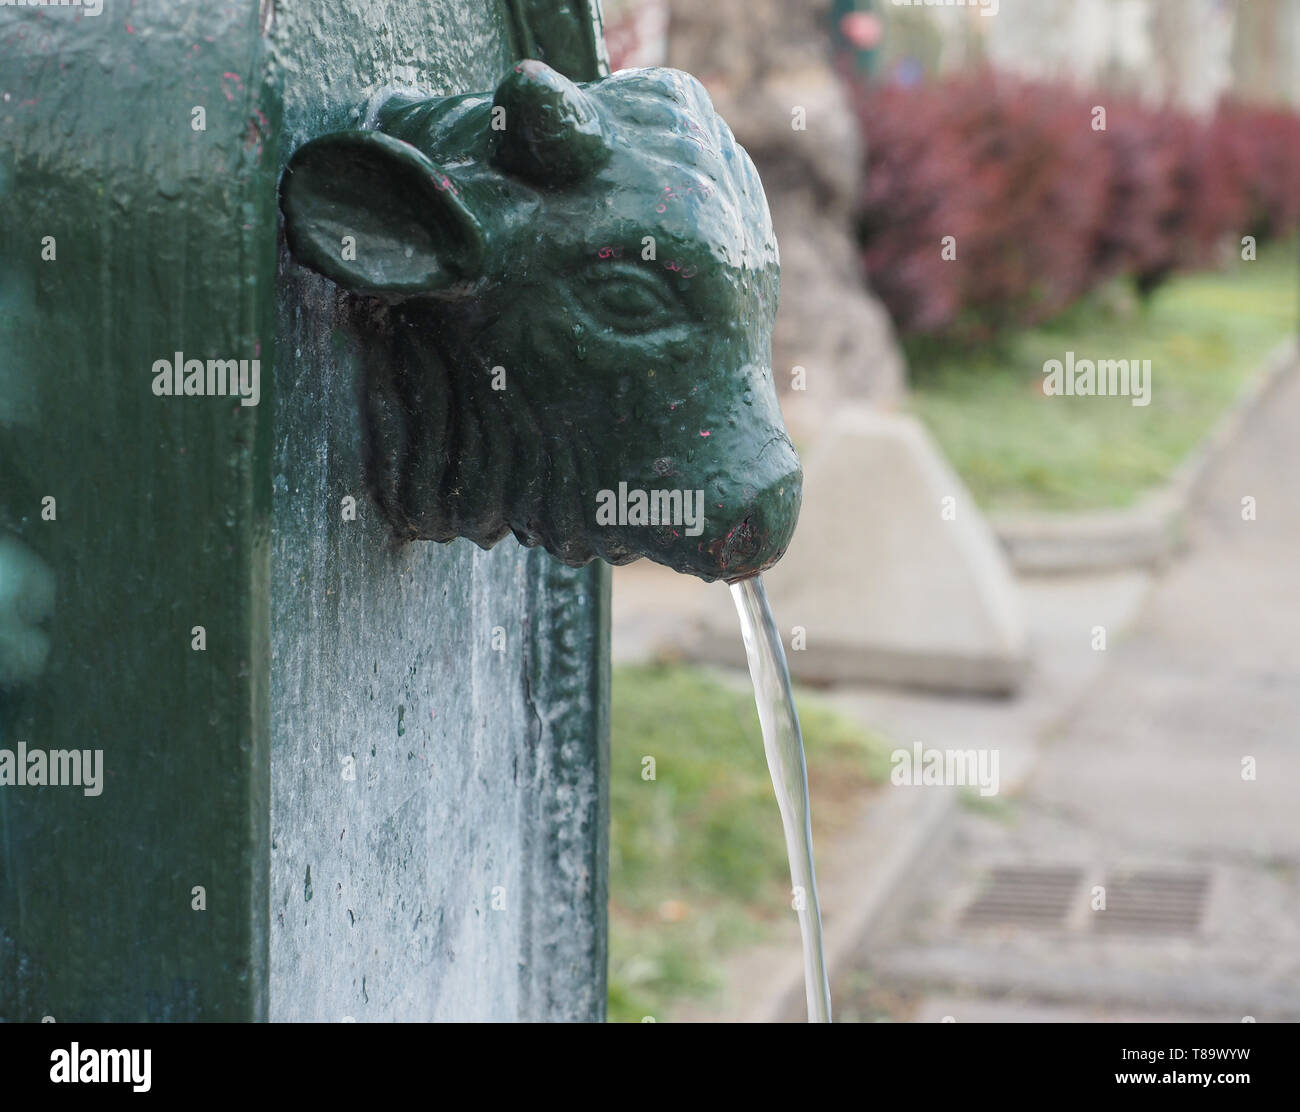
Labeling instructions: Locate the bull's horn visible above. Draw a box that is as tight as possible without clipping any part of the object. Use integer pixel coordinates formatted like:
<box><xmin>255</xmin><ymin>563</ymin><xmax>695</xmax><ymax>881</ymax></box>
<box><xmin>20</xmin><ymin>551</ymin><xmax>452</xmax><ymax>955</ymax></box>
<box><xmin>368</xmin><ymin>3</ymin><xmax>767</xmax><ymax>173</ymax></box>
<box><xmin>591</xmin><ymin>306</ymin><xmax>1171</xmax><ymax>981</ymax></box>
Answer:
<box><xmin>491</xmin><ymin>59</ymin><xmax>610</xmax><ymax>183</ymax></box>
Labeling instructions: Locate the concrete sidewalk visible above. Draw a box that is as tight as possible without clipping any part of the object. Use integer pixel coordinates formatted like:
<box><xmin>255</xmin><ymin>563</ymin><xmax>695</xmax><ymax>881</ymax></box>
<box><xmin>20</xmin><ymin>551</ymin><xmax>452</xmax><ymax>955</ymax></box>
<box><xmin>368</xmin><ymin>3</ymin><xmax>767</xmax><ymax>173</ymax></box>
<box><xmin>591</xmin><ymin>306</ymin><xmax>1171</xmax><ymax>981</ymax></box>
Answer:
<box><xmin>611</xmin><ymin>362</ymin><xmax>1300</xmax><ymax>1023</ymax></box>
<box><xmin>861</xmin><ymin>366</ymin><xmax>1300</xmax><ymax>1022</ymax></box>
<box><xmin>612</xmin><ymin>519</ymin><xmax>1154</xmax><ymax>1021</ymax></box>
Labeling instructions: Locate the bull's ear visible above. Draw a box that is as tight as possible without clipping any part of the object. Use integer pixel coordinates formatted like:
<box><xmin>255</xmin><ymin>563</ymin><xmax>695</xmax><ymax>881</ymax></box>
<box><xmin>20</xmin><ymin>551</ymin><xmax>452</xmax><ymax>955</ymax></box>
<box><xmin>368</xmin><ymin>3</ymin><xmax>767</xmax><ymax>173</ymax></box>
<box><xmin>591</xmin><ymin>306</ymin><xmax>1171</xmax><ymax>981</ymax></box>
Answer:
<box><xmin>280</xmin><ymin>130</ymin><xmax>485</xmax><ymax>296</ymax></box>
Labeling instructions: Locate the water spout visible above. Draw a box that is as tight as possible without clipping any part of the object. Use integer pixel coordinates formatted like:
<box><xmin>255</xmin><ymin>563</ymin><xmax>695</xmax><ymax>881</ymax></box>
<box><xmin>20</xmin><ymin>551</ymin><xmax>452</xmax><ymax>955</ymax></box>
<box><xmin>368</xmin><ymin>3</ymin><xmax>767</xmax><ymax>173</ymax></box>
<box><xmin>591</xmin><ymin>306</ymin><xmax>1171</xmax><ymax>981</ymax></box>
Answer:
<box><xmin>731</xmin><ymin>574</ymin><xmax>831</xmax><ymax>1023</ymax></box>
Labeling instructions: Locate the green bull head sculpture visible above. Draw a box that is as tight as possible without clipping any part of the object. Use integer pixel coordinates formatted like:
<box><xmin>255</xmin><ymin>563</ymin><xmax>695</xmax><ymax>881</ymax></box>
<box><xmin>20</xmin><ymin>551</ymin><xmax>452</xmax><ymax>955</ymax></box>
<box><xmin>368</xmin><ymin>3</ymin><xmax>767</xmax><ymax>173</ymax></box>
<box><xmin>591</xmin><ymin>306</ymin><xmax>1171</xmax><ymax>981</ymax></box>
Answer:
<box><xmin>280</xmin><ymin>60</ymin><xmax>801</xmax><ymax>582</ymax></box>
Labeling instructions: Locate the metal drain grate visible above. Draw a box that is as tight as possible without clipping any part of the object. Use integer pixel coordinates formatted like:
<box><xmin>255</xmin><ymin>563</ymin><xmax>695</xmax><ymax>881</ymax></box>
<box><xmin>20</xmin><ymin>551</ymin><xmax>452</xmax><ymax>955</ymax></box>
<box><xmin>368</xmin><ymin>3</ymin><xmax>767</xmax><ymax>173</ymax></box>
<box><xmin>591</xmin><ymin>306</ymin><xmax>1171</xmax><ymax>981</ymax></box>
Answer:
<box><xmin>960</xmin><ymin>865</ymin><xmax>1084</xmax><ymax>929</ymax></box>
<box><xmin>1093</xmin><ymin>869</ymin><xmax>1209</xmax><ymax>936</ymax></box>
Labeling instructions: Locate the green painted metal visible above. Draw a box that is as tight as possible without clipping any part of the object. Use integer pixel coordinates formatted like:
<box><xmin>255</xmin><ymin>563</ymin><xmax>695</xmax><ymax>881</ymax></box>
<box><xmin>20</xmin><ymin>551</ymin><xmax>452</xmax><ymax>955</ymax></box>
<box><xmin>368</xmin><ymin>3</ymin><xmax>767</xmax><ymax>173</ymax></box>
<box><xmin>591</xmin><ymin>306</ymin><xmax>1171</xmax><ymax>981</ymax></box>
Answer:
<box><xmin>0</xmin><ymin>4</ymin><xmax>275</xmax><ymax>1020</ymax></box>
<box><xmin>1</xmin><ymin>0</ymin><xmax>613</xmax><ymax>1022</ymax></box>
<box><xmin>279</xmin><ymin>61</ymin><xmax>802</xmax><ymax>582</ymax></box>
<box><xmin>505</xmin><ymin>0</ymin><xmax>610</xmax><ymax>79</ymax></box>
<box><xmin>2</xmin><ymin>0</ymin><xmax>798</xmax><ymax>1021</ymax></box>
<box><xmin>267</xmin><ymin>0</ymin><xmax>610</xmax><ymax>1024</ymax></box>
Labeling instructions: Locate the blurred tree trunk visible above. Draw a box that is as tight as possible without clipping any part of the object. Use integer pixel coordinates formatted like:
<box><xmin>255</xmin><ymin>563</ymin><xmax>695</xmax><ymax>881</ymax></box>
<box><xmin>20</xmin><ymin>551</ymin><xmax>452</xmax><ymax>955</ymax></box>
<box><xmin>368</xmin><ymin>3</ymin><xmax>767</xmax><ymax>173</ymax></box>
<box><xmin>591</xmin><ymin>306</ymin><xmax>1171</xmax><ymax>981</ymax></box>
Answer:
<box><xmin>664</xmin><ymin>0</ymin><xmax>906</xmax><ymax>406</ymax></box>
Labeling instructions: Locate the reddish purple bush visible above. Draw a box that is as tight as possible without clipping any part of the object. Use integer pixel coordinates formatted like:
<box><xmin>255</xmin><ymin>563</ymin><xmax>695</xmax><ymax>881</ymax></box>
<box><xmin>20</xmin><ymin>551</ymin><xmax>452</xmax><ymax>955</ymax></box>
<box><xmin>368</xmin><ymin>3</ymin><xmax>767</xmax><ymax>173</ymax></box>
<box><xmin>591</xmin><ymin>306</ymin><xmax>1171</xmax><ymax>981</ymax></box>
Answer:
<box><xmin>850</xmin><ymin>72</ymin><xmax>1300</xmax><ymax>343</ymax></box>
<box><xmin>1212</xmin><ymin>100</ymin><xmax>1300</xmax><ymax>241</ymax></box>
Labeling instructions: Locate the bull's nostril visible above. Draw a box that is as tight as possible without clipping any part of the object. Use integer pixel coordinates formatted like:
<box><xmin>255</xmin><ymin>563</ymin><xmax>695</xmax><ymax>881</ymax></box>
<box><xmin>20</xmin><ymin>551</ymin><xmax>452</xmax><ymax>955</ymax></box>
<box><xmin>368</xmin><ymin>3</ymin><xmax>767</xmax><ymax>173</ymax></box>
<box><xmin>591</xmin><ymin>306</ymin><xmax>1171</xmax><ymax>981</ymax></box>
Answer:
<box><xmin>718</xmin><ymin>512</ymin><xmax>763</xmax><ymax>572</ymax></box>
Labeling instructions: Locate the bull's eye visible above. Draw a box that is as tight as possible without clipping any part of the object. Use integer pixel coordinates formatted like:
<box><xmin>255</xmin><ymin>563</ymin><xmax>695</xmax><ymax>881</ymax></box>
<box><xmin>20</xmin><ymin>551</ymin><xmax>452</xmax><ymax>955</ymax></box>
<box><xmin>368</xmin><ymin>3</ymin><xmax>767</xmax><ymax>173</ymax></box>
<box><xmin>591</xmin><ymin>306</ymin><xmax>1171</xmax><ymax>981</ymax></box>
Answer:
<box><xmin>577</xmin><ymin>263</ymin><xmax>678</xmax><ymax>334</ymax></box>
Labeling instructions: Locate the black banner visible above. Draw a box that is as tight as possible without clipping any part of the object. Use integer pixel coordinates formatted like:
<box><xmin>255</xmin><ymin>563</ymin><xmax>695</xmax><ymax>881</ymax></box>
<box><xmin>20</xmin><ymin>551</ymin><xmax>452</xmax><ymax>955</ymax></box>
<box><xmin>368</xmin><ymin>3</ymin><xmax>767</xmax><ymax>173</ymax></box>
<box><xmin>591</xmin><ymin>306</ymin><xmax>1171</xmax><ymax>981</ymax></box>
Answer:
<box><xmin>0</xmin><ymin>1020</ymin><xmax>1291</xmax><ymax>1099</ymax></box>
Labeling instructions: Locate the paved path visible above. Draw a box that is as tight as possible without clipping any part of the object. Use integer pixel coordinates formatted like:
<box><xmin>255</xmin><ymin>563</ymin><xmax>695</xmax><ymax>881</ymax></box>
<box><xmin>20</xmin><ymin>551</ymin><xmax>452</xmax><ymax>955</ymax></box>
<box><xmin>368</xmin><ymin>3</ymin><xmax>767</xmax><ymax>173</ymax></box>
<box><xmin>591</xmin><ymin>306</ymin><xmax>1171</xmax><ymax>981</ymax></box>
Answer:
<box><xmin>611</xmin><ymin>364</ymin><xmax>1300</xmax><ymax>1021</ymax></box>
<box><xmin>870</xmin><ymin>367</ymin><xmax>1300</xmax><ymax>1022</ymax></box>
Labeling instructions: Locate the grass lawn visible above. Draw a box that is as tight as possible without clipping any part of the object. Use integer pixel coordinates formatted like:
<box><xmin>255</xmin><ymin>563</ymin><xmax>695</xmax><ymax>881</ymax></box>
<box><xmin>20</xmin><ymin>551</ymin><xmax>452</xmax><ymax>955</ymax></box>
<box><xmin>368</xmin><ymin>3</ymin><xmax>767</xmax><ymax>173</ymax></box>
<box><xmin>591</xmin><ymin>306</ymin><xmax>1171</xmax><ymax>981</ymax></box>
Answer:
<box><xmin>908</xmin><ymin>243</ymin><xmax>1298</xmax><ymax>513</ymax></box>
<box><xmin>608</xmin><ymin>662</ymin><xmax>891</xmax><ymax>1022</ymax></box>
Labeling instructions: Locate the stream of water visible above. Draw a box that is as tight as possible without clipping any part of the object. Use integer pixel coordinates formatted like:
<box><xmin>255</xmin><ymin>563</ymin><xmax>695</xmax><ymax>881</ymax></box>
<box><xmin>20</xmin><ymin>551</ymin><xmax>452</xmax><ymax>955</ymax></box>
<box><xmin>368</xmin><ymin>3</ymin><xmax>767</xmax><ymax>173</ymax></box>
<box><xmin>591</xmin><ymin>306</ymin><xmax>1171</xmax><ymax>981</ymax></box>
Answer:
<box><xmin>731</xmin><ymin>574</ymin><xmax>832</xmax><ymax>1023</ymax></box>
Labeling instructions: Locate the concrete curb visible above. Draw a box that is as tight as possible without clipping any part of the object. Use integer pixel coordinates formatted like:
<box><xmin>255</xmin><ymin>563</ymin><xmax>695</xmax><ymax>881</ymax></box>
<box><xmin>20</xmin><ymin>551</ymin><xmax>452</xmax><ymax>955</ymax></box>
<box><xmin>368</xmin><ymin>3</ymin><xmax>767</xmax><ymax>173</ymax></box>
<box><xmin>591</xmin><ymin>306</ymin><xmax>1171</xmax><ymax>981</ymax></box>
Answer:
<box><xmin>993</xmin><ymin>338</ymin><xmax>1298</xmax><ymax>574</ymax></box>
<box><xmin>672</xmin><ymin>778</ymin><xmax>961</xmax><ymax>1023</ymax></box>
<box><xmin>687</xmin><ymin>407</ymin><xmax>1030</xmax><ymax>696</ymax></box>
<box><xmin>772</xmin><ymin>785</ymin><xmax>959</xmax><ymax>1022</ymax></box>
<box><xmin>671</xmin><ymin>567</ymin><xmax>1159</xmax><ymax>1022</ymax></box>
